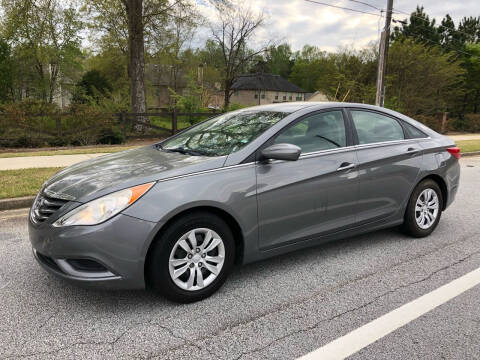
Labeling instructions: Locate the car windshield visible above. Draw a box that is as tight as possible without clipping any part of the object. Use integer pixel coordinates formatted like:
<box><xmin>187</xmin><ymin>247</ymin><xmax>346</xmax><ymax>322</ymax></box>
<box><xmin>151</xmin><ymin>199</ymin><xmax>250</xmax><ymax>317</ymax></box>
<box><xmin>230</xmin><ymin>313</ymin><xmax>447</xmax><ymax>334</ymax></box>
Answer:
<box><xmin>161</xmin><ymin>110</ymin><xmax>289</xmax><ymax>157</ymax></box>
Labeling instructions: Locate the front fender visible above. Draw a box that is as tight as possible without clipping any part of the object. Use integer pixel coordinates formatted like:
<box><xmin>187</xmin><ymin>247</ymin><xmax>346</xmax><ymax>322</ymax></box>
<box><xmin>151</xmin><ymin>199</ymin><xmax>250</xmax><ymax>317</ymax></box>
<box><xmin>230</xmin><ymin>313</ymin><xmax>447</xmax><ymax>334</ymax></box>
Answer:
<box><xmin>122</xmin><ymin>164</ymin><xmax>259</xmax><ymax>261</ymax></box>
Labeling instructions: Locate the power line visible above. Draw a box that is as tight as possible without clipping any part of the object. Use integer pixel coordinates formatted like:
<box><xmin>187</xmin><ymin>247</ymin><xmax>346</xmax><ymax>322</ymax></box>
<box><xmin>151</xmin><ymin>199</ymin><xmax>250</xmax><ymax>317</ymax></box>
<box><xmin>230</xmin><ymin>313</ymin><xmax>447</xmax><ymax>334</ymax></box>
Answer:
<box><xmin>347</xmin><ymin>0</ymin><xmax>382</xmax><ymax>11</ymax></box>
<box><xmin>304</xmin><ymin>0</ymin><xmax>382</xmax><ymax>17</ymax></box>
<box><xmin>304</xmin><ymin>0</ymin><xmax>476</xmax><ymax>58</ymax></box>
<box><xmin>405</xmin><ymin>29</ymin><xmax>476</xmax><ymax>57</ymax></box>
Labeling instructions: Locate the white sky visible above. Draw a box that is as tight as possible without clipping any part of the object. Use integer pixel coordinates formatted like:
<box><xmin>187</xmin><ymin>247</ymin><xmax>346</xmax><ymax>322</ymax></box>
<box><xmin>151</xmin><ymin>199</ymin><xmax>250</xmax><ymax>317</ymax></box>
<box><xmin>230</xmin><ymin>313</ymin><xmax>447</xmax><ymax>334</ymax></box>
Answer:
<box><xmin>193</xmin><ymin>0</ymin><xmax>480</xmax><ymax>52</ymax></box>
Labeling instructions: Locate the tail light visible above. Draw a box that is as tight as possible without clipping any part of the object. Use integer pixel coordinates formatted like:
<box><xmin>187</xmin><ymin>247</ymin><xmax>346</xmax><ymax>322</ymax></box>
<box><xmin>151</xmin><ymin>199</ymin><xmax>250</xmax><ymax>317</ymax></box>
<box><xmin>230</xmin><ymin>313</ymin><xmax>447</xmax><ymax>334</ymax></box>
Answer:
<box><xmin>447</xmin><ymin>147</ymin><xmax>461</xmax><ymax>160</ymax></box>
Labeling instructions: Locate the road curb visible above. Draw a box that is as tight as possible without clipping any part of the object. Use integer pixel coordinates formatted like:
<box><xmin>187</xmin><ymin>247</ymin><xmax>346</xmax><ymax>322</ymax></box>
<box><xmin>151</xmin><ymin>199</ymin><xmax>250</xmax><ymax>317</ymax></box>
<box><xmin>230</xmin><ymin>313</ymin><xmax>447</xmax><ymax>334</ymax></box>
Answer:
<box><xmin>0</xmin><ymin>196</ymin><xmax>34</xmax><ymax>211</ymax></box>
<box><xmin>462</xmin><ymin>151</ymin><xmax>480</xmax><ymax>157</ymax></box>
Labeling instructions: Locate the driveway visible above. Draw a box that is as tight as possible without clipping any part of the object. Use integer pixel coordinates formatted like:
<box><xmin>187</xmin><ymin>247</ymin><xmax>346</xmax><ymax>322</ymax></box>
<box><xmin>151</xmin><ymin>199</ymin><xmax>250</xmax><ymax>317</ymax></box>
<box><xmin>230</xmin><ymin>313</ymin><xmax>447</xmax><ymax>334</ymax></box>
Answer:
<box><xmin>0</xmin><ymin>157</ymin><xmax>479</xmax><ymax>359</ymax></box>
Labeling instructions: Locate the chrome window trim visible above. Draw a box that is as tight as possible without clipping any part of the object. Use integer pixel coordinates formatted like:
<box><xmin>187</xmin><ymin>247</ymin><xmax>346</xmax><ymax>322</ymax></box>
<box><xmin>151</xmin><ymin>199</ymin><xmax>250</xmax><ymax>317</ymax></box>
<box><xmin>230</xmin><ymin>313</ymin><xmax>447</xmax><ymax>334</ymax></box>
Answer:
<box><xmin>354</xmin><ymin>137</ymin><xmax>431</xmax><ymax>150</ymax></box>
<box><xmin>299</xmin><ymin>145</ymin><xmax>355</xmax><ymax>159</ymax></box>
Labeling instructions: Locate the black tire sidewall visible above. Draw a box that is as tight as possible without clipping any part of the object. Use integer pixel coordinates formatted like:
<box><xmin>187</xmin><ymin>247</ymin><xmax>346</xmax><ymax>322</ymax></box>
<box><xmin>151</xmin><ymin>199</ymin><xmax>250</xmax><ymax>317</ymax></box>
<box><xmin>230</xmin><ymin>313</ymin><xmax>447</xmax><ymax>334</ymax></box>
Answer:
<box><xmin>403</xmin><ymin>179</ymin><xmax>443</xmax><ymax>237</ymax></box>
<box><xmin>147</xmin><ymin>212</ymin><xmax>235</xmax><ymax>303</ymax></box>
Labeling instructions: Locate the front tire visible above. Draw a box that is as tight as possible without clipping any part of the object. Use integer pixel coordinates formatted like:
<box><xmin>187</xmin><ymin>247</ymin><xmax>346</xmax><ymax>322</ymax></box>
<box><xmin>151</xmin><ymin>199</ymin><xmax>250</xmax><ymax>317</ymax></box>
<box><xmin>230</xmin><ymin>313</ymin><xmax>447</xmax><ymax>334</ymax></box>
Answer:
<box><xmin>402</xmin><ymin>179</ymin><xmax>443</xmax><ymax>238</ymax></box>
<box><xmin>147</xmin><ymin>212</ymin><xmax>235</xmax><ymax>303</ymax></box>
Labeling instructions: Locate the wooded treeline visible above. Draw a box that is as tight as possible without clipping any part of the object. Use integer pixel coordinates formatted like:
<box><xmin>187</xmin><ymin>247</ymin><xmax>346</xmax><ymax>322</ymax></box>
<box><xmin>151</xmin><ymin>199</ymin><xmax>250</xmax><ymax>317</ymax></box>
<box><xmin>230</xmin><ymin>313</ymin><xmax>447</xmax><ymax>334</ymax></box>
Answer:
<box><xmin>1</xmin><ymin>1</ymin><xmax>480</xmax><ymax>135</ymax></box>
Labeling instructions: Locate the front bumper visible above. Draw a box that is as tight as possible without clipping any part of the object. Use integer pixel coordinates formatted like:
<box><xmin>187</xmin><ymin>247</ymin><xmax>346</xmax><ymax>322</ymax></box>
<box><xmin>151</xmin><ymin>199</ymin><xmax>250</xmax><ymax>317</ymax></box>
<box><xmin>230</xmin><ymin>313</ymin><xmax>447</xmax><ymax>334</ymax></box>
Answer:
<box><xmin>29</xmin><ymin>212</ymin><xmax>157</xmax><ymax>290</ymax></box>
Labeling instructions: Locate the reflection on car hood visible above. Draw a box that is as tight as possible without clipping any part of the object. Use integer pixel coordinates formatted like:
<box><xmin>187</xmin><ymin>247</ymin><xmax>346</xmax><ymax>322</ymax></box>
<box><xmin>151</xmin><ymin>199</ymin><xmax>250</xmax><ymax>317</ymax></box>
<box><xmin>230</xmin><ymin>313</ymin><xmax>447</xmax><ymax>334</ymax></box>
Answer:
<box><xmin>42</xmin><ymin>146</ymin><xmax>226</xmax><ymax>202</ymax></box>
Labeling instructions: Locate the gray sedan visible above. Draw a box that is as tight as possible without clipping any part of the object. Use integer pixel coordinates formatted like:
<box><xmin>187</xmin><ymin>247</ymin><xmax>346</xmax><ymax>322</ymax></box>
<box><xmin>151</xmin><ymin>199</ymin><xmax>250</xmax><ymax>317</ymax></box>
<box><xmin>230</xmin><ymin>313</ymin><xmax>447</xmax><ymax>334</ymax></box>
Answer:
<box><xmin>28</xmin><ymin>102</ymin><xmax>461</xmax><ymax>302</ymax></box>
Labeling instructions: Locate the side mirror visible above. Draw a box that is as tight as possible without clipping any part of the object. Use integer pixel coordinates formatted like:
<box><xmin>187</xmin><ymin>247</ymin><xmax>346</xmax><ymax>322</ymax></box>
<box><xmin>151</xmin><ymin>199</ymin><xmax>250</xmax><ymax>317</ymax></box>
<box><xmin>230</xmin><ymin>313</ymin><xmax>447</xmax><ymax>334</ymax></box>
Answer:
<box><xmin>261</xmin><ymin>143</ymin><xmax>301</xmax><ymax>162</ymax></box>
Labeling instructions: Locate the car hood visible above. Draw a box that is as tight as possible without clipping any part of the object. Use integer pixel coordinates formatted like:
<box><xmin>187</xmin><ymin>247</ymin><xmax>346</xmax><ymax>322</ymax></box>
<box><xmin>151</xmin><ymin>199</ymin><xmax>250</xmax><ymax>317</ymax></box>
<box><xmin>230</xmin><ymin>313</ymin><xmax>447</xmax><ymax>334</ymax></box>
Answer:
<box><xmin>42</xmin><ymin>146</ymin><xmax>227</xmax><ymax>203</ymax></box>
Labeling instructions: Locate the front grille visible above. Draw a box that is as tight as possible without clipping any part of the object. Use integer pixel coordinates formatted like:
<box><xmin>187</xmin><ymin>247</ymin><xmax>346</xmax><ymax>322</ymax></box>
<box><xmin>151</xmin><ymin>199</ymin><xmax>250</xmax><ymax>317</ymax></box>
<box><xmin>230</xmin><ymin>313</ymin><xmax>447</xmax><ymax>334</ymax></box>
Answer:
<box><xmin>31</xmin><ymin>193</ymin><xmax>68</xmax><ymax>223</ymax></box>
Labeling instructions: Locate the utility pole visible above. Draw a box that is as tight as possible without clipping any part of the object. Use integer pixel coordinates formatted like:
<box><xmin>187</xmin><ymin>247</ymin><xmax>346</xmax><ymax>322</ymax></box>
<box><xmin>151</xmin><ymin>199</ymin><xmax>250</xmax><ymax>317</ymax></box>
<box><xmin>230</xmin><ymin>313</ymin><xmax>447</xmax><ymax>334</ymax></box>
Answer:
<box><xmin>375</xmin><ymin>0</ymin><xmax>393</xmax><ymax>107</ymax></box>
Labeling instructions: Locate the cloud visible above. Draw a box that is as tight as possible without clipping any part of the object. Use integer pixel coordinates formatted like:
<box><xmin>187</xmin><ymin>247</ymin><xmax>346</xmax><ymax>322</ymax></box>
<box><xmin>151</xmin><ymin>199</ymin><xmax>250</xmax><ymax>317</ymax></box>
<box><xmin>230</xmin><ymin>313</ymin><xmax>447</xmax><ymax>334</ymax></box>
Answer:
<box><xmin>192</xmin><ymin>0</ymin><xmax>480</xmax><ymax>52</ymax></box>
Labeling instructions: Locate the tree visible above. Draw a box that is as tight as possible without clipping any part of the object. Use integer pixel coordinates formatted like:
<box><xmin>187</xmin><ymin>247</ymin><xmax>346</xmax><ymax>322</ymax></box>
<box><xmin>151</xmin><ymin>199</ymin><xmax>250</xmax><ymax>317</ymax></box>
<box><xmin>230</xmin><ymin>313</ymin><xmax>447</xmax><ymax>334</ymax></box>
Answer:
<box><xmin>457</xmin><ymin>16</ymin><xmax>480</xmax><ymax>44</ymax></box>
<box><xmin>85</xmin><ymin>47</ymin><xmax>129</xmax><ymax>93</ymax></box>
<box><xmin>209</xmin><ymin>1</ymin><xmax>267</xmax><ymax>108</ymax></box>
<box><xmin>289</xmin><ymin>46</ymin><xmax>335</xmax><ymax>93</ymax></box>
<box><xmin>392</xmin><ymin>6</ymin><xmax>440</xmax><ymax>46</ymax></box>
<box><xmin>73</xmin><ymin>70</ymin><xmax>113</xmax><ymax>103</ymax></box>
<box><xmin>83</xmin><ymin>0</ymin><xmax>192</xmax><ymax>125</ymax></box>
<box><xmin>0</xmin><ymin>39</ymin><xmax>14</xmax><ymax>102</ymax></box>
<box><xmin>386</xmin><ymin>39</ymin><xmax>465</xmax><ymax>115</ymax></box>
<box><xmin>460</xmin><ymin>43</ymin><xmax>480</xmax><ymax>113</ymax></box>
<box><xmin>288</xmin><ymin>45</ymin><xmax>377</xmax><ymax>103</ymax></box>
<box><xmin>124</xmin><ymin>0</ymin><xmax>147</xmax><ymax>122</ymax></box>
<box><xmin>1</xmin><ymin>0</ymin><xmax>83</xmax><ymax>103</ymax></box>
<box><xmin>439</xmin><ymin>14</ymin><xmax>463</xmax><ymax>50</ymax></box>
<box><xmin>265</xmin><ymin>43</ymin><xmax>294</xmax><ymax>79</ymax></box>
<box><xmin>151</xmin><ymin>1</ymin><xmax>202</xmax><ymax>108</ymax></box>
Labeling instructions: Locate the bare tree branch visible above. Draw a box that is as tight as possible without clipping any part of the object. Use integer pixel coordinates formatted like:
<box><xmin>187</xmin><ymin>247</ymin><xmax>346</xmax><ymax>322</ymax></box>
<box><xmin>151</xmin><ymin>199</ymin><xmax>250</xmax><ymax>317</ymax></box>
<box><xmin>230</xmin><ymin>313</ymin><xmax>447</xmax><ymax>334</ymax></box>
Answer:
<box><xmin>209</xmin><ymin>1</ymin><xmax>267</xmax><ymax>108</ymax></box>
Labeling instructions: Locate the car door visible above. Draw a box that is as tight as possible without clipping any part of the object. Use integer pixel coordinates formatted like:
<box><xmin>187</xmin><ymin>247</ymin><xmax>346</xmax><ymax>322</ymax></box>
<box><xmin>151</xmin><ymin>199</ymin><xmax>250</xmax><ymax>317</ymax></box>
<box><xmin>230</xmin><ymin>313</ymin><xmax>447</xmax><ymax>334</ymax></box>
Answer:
<box><xmin>348</xmin><ymin>109</ymin><xmax>423</xmax><ymax>225</ymax></box>
<box><xmin>256</xmin><ymin>109</ymin><xmax>359</xmax><ymax>251</ymax></box>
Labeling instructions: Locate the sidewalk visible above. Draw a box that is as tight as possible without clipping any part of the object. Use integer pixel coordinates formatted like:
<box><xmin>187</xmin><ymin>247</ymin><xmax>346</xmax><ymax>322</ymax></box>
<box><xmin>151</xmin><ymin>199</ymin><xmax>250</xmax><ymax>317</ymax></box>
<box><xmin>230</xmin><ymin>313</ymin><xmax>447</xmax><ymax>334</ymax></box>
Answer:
<box><xmin>449</xmin><ymin>134</ymin><xmax>480</xmax><ymax>141</ymax></box>
<box><xmin>0</xmin><ymin>153</ymin><xmax>105</xmax><ymax>170</ymax></box>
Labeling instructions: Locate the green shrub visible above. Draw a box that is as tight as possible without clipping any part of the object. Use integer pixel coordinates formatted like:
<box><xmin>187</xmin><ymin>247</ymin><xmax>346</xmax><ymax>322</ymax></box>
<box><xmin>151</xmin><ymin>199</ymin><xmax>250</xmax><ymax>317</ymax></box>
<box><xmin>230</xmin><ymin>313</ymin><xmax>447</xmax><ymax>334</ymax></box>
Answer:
<box><xmin>415</xmin><ymin>114</ymin><xmax>442</xmax><ymax>132</ymax></box>
<box><xmin>98</xmin><ymin>127</ymin><xmax>124</xmax><ymax>144</ymax></box>
<box><xmin>450</xmin><ymin>114</ymin><xmax>480</xmax><ymax>132</ymax></box>
<box><xmin>0</xmin><ymin>101</ymin><xmax>126</xmax><ymax>147</ymax></box>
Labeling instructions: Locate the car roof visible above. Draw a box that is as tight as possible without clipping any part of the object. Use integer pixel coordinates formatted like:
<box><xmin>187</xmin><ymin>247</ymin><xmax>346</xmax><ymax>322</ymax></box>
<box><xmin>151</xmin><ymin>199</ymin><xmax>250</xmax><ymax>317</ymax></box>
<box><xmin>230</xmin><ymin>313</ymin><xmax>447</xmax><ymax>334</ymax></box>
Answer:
<box><xmin>242</xmin><ymin>102</ymin><xmax>441</xmax><ymax>137</ymax></box>
<box><xmin>244</xmin><ymin>102</ymin><xmax>387</xmax><ymax>113</ymax></box>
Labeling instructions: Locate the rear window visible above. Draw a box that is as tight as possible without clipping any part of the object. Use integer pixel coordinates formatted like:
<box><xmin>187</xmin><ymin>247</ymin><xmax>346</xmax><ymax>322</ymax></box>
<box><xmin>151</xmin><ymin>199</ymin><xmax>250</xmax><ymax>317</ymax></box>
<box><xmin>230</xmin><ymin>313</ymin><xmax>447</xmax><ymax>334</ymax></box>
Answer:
<box><xmin>351</xmin><ymin>110</ymin><xmax>405</xmax><ymax>144</ymax></box>
<box><xmin>404</xmin><ymin>122</ymin><xmax>428</xmax><ymax>138</ymax></box>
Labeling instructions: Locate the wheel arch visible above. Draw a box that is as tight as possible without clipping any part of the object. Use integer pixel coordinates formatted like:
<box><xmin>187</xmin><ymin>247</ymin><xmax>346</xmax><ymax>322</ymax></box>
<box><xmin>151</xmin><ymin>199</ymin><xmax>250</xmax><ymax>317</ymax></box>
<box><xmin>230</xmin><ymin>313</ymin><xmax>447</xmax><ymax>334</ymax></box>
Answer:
<box><xmin>416</xmin><ymin>174</ymin><xmax>448</xmax><ymax>210</ymax></box>
<box><xmin>144</xmin><ymin>205</ymin><xmax>245</xmax><ymax>285</ymax></box>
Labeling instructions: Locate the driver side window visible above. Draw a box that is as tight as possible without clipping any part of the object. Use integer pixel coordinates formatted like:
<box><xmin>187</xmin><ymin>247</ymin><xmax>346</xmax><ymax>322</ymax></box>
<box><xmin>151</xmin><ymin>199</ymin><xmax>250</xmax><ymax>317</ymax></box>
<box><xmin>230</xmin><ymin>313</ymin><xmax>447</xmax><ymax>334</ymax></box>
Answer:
<box><xmin>274</xmin><ymin>111</ymin><xmax>347</xmax><ymax>153</ymax></box>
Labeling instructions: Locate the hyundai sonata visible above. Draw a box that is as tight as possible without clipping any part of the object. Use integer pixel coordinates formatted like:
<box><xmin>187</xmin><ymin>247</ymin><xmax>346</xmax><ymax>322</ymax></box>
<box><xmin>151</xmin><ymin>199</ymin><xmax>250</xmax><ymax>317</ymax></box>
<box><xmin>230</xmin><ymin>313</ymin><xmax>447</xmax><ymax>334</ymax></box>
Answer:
<box><xmin>29</xmin><ymin>102</ymin><xmax>460</xmax><ymax>302</ymax></box>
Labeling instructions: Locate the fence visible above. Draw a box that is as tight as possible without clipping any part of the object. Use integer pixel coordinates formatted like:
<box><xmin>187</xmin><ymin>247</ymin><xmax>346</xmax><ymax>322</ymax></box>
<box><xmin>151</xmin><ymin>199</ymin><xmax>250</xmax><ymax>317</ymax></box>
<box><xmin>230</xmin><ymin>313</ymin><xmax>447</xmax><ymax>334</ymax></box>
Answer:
<box><xmin>0</xmin><ymin>110</ymin><xmax>222</xmax><ymax>147</ymax></box>
<box><xmin>119</xmin><ymin>110</ymin><xmax>222</xmax><ymax>138</ymax></box>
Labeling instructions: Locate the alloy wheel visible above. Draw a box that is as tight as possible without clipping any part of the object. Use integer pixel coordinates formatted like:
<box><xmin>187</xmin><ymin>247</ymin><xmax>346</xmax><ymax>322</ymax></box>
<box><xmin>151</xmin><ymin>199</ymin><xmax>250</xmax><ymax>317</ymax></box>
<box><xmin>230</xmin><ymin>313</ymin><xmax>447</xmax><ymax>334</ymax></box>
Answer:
<box><xmin>168</xmin><ymin>228</ymin><xmax>225</xmax><ymax>291</ymax></box>
<box><xmin>415</xmin><ymin>188</ymin><xmax>439</xmax><ymax>230</ymax></box>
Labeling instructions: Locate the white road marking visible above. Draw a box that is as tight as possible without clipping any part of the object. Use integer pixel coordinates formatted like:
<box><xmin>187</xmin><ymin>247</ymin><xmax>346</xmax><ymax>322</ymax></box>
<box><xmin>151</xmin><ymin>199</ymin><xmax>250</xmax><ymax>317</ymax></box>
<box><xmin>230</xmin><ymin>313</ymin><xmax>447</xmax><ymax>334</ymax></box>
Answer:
<box><xmin>298</xmin><ymin>267</ymin><xmax>480</xmax><ymax>360</ymax></box>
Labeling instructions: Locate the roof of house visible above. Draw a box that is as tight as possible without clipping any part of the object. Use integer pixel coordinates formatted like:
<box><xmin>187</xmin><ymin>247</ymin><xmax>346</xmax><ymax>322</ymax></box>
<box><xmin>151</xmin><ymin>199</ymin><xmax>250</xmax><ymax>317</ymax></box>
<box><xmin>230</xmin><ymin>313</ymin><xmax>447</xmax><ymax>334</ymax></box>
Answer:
<box><xmin>306</xmin><ymin>90</ymin><xmax>329</xmax><ymax>102</ymax></box>
<box><xmin>231</xmin><ymin>73</ymin><xmax>306</xmax><ymax>93</ymax></box>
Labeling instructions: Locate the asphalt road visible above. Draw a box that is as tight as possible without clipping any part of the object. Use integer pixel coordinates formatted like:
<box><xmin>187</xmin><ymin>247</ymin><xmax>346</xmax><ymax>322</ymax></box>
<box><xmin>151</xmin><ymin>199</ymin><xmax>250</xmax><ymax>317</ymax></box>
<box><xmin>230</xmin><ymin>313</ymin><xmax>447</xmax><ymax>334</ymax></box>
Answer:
<box><xmin>1</xmin><ymin>157</ymin><xmax>479</xmax><ymax>359</ymax></box>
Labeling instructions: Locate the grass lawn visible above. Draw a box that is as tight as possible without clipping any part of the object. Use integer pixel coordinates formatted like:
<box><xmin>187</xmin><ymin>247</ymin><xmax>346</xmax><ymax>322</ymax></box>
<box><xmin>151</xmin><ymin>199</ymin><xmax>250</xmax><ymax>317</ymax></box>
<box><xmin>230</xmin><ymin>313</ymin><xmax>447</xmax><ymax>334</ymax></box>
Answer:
<box><xmin>0</xmin><ymin>146</ymin><xmax>139</xmax><ymax>158</ymax></box>
<box><xmin>0</xmin><ymin>167</ymin><xmax>63</xmax><ymax>199</ymax></box>
<box><xmin>456</xmin><ymin>139</ymin><xmax>480</xmax><ymax>153</ymax></box>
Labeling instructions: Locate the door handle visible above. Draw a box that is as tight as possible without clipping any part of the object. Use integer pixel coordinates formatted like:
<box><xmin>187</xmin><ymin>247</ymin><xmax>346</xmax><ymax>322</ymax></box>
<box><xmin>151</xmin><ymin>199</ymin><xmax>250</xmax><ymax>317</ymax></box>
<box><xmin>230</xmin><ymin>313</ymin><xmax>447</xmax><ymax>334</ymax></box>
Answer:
<box><xmin>407</xmin><ymin>147</ymin><xmax>420</xmax><ymax>155</ymax></box>
<box><xmin>337</xmin><ymin>162</ymin><xmax>356</xmax><ymax>171</ymax></box>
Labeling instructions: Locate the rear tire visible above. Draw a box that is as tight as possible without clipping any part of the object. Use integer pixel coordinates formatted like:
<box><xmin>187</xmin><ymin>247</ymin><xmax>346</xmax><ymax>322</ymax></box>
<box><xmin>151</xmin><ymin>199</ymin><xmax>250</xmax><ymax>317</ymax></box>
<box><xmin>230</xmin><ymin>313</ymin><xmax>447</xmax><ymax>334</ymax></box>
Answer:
<box><xmin>147</xmin><ymin>211</ymin><xmax>235</xmax><ymax>303</ymax></box>
<box><xmin>401</xmin><ymin>179</ymin><xmax>443</xmax><ymax>238</ymax></box>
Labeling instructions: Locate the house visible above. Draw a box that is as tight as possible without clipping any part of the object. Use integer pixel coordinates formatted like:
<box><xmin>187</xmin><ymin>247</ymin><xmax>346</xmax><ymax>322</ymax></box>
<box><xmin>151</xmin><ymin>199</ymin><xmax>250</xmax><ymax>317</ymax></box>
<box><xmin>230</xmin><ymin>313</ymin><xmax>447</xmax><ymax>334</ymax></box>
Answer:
<box><xmin>305</xmin><ymin>90</ymin><xmax>329</xmax><ymax>102</ymax></box>
<box><xmin>146</xmin><ymin>64</ymin><xmax>189</xmax><ymax>110</ymax></box>
<box><xmin>146</xmin><ymin>64</ymin><xmax>224</xmax><ymax>110</ymax></box>
<box><xmin>230</xmin><ymin>73</ymin><xmax>306</xmax><ymax>106</ymax></box>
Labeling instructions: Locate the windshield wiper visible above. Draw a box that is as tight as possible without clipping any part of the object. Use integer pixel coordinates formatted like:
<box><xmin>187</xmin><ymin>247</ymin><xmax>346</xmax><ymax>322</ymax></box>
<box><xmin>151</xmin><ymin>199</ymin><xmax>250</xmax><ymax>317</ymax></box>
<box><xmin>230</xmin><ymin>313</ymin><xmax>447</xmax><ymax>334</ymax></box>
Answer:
<box><xmin>166</xmin><ymin>147</ymin><xmax>209</xmax><ymax>156</ymax></box>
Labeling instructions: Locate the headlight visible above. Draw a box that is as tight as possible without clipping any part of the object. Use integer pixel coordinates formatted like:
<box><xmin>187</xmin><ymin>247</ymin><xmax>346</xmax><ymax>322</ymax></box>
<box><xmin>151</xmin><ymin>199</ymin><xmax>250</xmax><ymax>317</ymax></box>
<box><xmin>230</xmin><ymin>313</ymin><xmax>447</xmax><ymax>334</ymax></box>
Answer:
<box><xmin>53</xmin><ymin>182</ymin><xmax>155</xmax><ymax>227</ymax></box>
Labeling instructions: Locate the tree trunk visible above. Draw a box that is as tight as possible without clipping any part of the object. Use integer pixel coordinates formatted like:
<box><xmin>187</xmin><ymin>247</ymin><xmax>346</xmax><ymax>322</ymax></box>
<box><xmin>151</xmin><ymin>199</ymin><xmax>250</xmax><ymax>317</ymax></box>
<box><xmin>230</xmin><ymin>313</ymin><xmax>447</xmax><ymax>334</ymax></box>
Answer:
<box><xmin>125</xmin><ymin>0</ymin><xmax>148</xmax><ymax>131</ymax></box>
<box><xmin>441</xmin><ymin>112</ymin><xmax>448</xmax><ymax>134</ymax></box>
<box><xmin>474</xmin><ymin>89</ymin><xmax>479</xmax><ymax>114</ymax></box>
<box><xmin>224</xmin><ymin>80</ymin><xmax>232</xmax><ymax>110</ymax></box>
